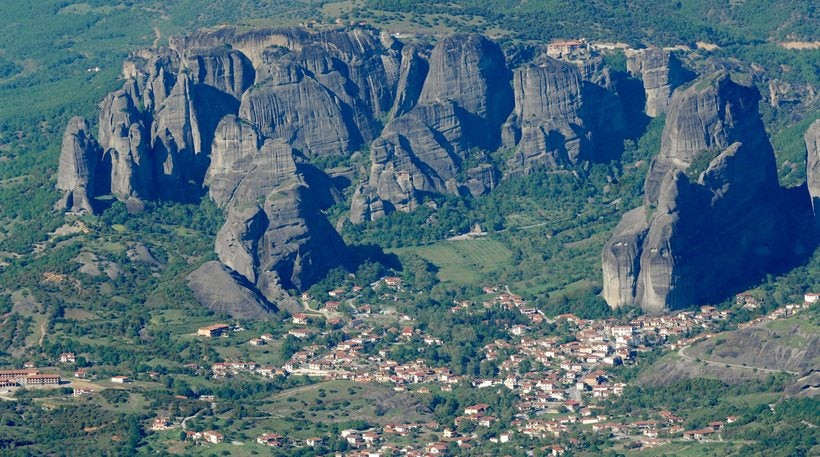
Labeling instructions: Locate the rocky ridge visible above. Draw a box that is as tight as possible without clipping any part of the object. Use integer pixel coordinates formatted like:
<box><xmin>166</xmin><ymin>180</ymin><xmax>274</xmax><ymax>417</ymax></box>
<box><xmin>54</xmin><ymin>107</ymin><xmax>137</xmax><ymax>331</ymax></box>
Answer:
<box><xmin>54</xmin><ymin>24</ymin><xmax>813</xmax><ymax>318</ymax></box>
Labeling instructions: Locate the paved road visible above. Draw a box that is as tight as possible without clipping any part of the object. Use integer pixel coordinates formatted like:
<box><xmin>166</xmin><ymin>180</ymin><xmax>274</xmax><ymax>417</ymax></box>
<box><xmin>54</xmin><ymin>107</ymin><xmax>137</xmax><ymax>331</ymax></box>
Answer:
<box><xmin>181</xmin><ymin>411</ymin><xmax>202</xmax><ymax>431</ymax></box>
<box><xmin>678</xmin><ymin>345</ymin><xmax>796</xmax><ymax>375</ymax></box>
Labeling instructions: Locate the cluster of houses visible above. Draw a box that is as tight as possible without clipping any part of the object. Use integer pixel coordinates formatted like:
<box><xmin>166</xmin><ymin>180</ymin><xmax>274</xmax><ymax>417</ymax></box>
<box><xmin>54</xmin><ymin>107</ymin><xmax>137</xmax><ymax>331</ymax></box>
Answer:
<box><xmin>20</xmin><ymin>274</ymin><xmax>800</xmax><ymax>455</ymax></box>
<box><xmin>737</xmin><ymin>296</ymin><xmax>814</xmax><ymax>329</ymax></box>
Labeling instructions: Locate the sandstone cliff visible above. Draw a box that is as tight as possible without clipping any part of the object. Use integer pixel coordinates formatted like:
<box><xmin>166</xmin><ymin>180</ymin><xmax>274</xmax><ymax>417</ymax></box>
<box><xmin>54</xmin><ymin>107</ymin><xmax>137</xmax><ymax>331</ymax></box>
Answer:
<box><xmin>67</xmin><ymin>26</ymin><xmax>795</xmax><ymax>317</ymax></box>
<box><xmin>352</xmin><ymin>34</ymin><xmax>514</xmax><ymax>220</ymax></box>
<box><xmin>806</xmin><ymin>119</ymin><xmax>820</xmax><ymax>225</ymax></box>
<box><xmin>626</xmin><ymin>47</ymin><xmax>692</xmax><ymax>117</ymax></box>
<box><xmin>502</xmin><ymin>58</ymin><xmax>591</xmax><ymax>172</ymax></box>
<box><xmin>55</xmin><ymin>117</ymin><xmax>101</xmax><ymax>214</ymax></box>
<box><xmin>643</xmin><ymin>72</ymin><xmax>776</xmax><ymax>205</ymax></box>
<box><xmin>207</xmin><ymin>113</ymin><xmax>351</xmax><ymax>299</ymax></box>
<box><xmin>603</xmin><ymin>73</ymin><xmax>792</xmax><ymax>313</ymax></box>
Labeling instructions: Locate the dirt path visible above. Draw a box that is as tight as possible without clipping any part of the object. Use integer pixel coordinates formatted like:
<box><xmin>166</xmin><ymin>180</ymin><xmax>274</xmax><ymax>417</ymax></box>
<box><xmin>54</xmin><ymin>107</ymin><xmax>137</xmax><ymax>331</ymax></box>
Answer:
<box><xmin>672</xmin><ymin>443</ymin><xmax>694</xmax><ymax>454</ymax></box>
<box><xmin>269</xmin><ymin>380</ymin><xmax>333</xmax><ymax>399</ymax></box>
<box><xmin>678</xmin><ymin>345</ymin><xmax>796</xmax><ymax>375</ymax></box>
<box><xmin>37</xmin><ymin>318</ymin><xmax>47</xmax><ymax>346</ymax></box>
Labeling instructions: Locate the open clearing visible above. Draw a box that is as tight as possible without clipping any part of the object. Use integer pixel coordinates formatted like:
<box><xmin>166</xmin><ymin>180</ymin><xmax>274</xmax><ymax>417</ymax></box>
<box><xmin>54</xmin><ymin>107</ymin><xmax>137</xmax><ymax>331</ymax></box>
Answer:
<box><xmin>389</xmin><ymin>238</ymin><xmax>512</xmax><ymax>284</ymax></box>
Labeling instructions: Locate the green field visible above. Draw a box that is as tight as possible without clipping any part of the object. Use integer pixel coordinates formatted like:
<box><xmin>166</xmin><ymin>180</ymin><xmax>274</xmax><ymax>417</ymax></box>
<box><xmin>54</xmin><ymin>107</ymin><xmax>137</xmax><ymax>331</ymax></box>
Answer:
<box><xmin>621</xmin><ymin>441</ymin><xmax>747</xmax><ymax>456</ymax></box>
<box><xmin>389</xmin><ymin>238</ymin><xmax>513</xmax><ymax>284</ymax></box>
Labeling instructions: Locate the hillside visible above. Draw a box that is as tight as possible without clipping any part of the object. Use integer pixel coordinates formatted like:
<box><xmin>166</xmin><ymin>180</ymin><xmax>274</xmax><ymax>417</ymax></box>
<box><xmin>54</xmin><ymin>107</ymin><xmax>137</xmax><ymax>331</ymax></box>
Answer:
<box><xmin>640</xmin><ymin>309</ymin><xmax>820</xmax><ymax>386</ymax></box>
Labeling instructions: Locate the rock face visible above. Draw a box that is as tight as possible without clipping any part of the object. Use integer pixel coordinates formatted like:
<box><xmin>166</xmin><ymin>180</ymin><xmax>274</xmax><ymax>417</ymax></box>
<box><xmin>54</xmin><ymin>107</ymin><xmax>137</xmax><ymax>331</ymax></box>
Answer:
<box><xmin>56</xmin><ymin>117</ymin><xmax>101</xmax><ymax>213</ymax></box>
<box><xmin>184</xmin><ymin>47</ymin><xmax>255</xmax><ymax>101</ymax></box>
<box><xmin>603</xmin><ymin>73</ymin><xmax>792</xmax><ymax>313</ymax></box>
<box><xmin>366</xmin><ymin>100</ymin><xmax>467</xmax><ymax>214</ymax></box>
<box><xmin>349</xmin><ymin>184</ymin><xmax>387</xmax><ymax>224</ymax></box>
<box><xmin>390</xmin><ymin>46</ymin><xmax>428</xmax><ymax>117</ymax></box>
<box><xmin>63</xmin><ymin>25</ymin><xmax>714</xmax><ymax>314</ymax></box>
<box><xmin>806</xmin><ymin>119</ymin><xmax>820</xmax><ymax>225</ymax></box>
<box><xmin>186</xmin><ymin>261</ymin><xmax>279</xmax><ymax>320</ymax></box>
<box><xmin>626</xmin><ymin>47</ymin><xmax>691</xmax><ymax>117</ymax></box>
<box><xmin>503</xmin><ymin>58</ymin><xmax>591</xmax><ymax>173</ymax></box>
<box><xmin>56</xmin><ymin>28</ymin><xmax>379</xmax><ymax>305</ymax></box>
<box><xmin>207</xmin><ymin>114</ymin><xmax>351</xmax><ymax>301</ymax></box>
<box><xmin>206</xmin><ymin>115</ymin><xmax>300</xmax><ymax>208</ymax></box>
<box><xmin>418</xmin><ymin>33</ymin><xmax>513</xmax><ymax>148</ymax></box>
<box><xmin>643</xmin><ymin>72</ymin><xmax>777</xmax><ymax>205</ymax></box>
<box><xmin>356</xmin><ymin>34</ymin><xmax>514</xmax><ymax>219</ymax></box>
<box><xmin>97</xmin><ymin>88</ymin><xmax>154</xmax><ymax>200</ymax></box>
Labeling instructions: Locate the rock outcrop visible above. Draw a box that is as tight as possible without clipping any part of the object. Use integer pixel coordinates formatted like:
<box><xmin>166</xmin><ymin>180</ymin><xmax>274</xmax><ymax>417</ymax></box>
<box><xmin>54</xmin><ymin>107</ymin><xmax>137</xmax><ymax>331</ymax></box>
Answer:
<box><xmin>355</xmin><ymin>34</ymin><xmax>514</xmax><ymax>220</ymax></box>
<box><xmin>206</xmin><ymin>114</ymin><xmax>350</xmax><ymax>302</ymax></box>
<box><xmin>806</xmin><ymin>119</ymin><xmax>820</xmax><ymax>225</ymax></box>
<box><xmin>205</xmin><ymin>115</ymin><xmax>300</xmax><ymax>208</ymax></box>
<box><xmin>390</xmin><ymin>46</ymin><xmax>428</xmax><ymax>118</ymax></box>
<box><xmin>503</xmin><ymin>58</ymin><xmax>591</xmax><ymax>173</ymax></box>
<box><xmin>643</xmin><ymin>72</ymin><xmax>777</xmax><ymax>205</ymax></box>
<box><xmin>239</xmin><ymin>55</ymin><xmax>360</xmax><ymax>158</ymax></box>
<box><xmin>626</xmin><ymin>47</ymin><xmax>692</xmax><ymax>117</ymax></box>
<box><xmin>97</xmin><ymin>88</ymin><xmax>154</xmax><ymax>200</ymax></box>
<box><xmin>418</xmin><ymin>33</ymin><xmax>513</xmax><ymax>148</ymax></box>
<box><xmin>349</xmin><ymin>184</ymin><xmax>387</xmax><ymax>224</ymax></box>
<box><xmin>186</xmin><ymin>261</ymin><xmax>279</xmax><ymax>320</ymax></box>
<box><xmin>184</xmin><ymin>46</ymin><xmax>255</xmax><ymax>101</ymax></box>
<box><xmin>603</xmin><ymin>73</ymin><xmax>792</xmax><ymax>313</ymax></box>
<box><xmin>64</xmin><ymin>25</ymin><xmax>724</xmax><ymax>314</ymax></box>
<box><xmin>365</xmin><ymin>100</ymin><xmax>467</xmax><ymax>214</ymax></box>
<box><xmin>56</xmin><ymin>117</ymin><xmax>102</xmax><ymax>213</ymax></box>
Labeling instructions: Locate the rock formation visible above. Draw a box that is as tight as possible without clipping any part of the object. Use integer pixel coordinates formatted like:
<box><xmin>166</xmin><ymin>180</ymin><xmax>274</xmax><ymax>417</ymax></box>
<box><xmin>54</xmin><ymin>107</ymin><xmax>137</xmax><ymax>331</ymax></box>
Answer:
<box><xmin>603</xmin><ymin>72</ymin><xmax>793</xmax><ymax>313</ymax></box>
<box><xmin>186</xmin><ymin>261</ymin><xmax>280</xmax><ymax>320</ymax></box>
<box><xmin>418</xmin><ymin>33</ymin><xmax>513</xmax><ymax>148</ymax></box>
<box><xmin>184</xmin><ymin>46</ymin><xmax>255</xmax><ymax>101</ymax></box>
<box><xmin>806</xmin><ymin>119</ymin><xmax>820</xmax><ymax>225</ymax></box>
<box><xmin>55</xmin><ymin>117</ymin><xmax>101</xmax><ymax>213</ymax></box>
<box><xmin>353</xmin><ymin>34</ymin><xmax>515</xmax><ymax>220</ymax></box>
<box><xmin>207</xmin><ymin>114</ymin><xmax>351</xmax><ymax>302</ymax></box>
<box><xmin>63</xmin><ymin>25</ymin><xmax>727</xmax><ymax>314</ymax></box>
<box><xmin>626</xmin><ymin>48</ymin><xmax>692</xmax><ymax>117</ymax></box>
<box><xmin>349</xmin><ymin>184</ymin><xmax>387</xmax><ymax>224</ymax></box>
<box><xmin>97</xmin><ymin>88</ymin><xmax>153</xmax><ymax>200</ymax></box>
<box><xmin>503</xmin><ymin>58</ymin><xmax>591</xmax><ymax>173</ymax></box>
<box><xmin>643</xmin><ymin>72</ymin><xmax>777</xmax><ymax>205</ymax></box>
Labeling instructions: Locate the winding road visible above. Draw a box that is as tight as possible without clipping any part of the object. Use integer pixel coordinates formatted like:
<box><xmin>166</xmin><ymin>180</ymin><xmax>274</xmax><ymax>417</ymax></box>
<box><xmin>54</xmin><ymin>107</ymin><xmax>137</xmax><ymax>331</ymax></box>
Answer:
<box><xmin>677</xmin><ymin>344</ymin><xmax>796</xmax><ymax>375</ymax></box>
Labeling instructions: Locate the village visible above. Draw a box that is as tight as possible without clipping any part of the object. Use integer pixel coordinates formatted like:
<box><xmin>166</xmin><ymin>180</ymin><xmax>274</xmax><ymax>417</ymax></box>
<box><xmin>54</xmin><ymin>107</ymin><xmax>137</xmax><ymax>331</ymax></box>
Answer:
<box><xmin>181</xmin><ymin>282</ymin><xmax>815</xmax><ymax>455</ymax></box>
<box><xmin>1</xmin><ymin>271</ymin><xmax>815</xmax><ymax>455</ymax></box>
